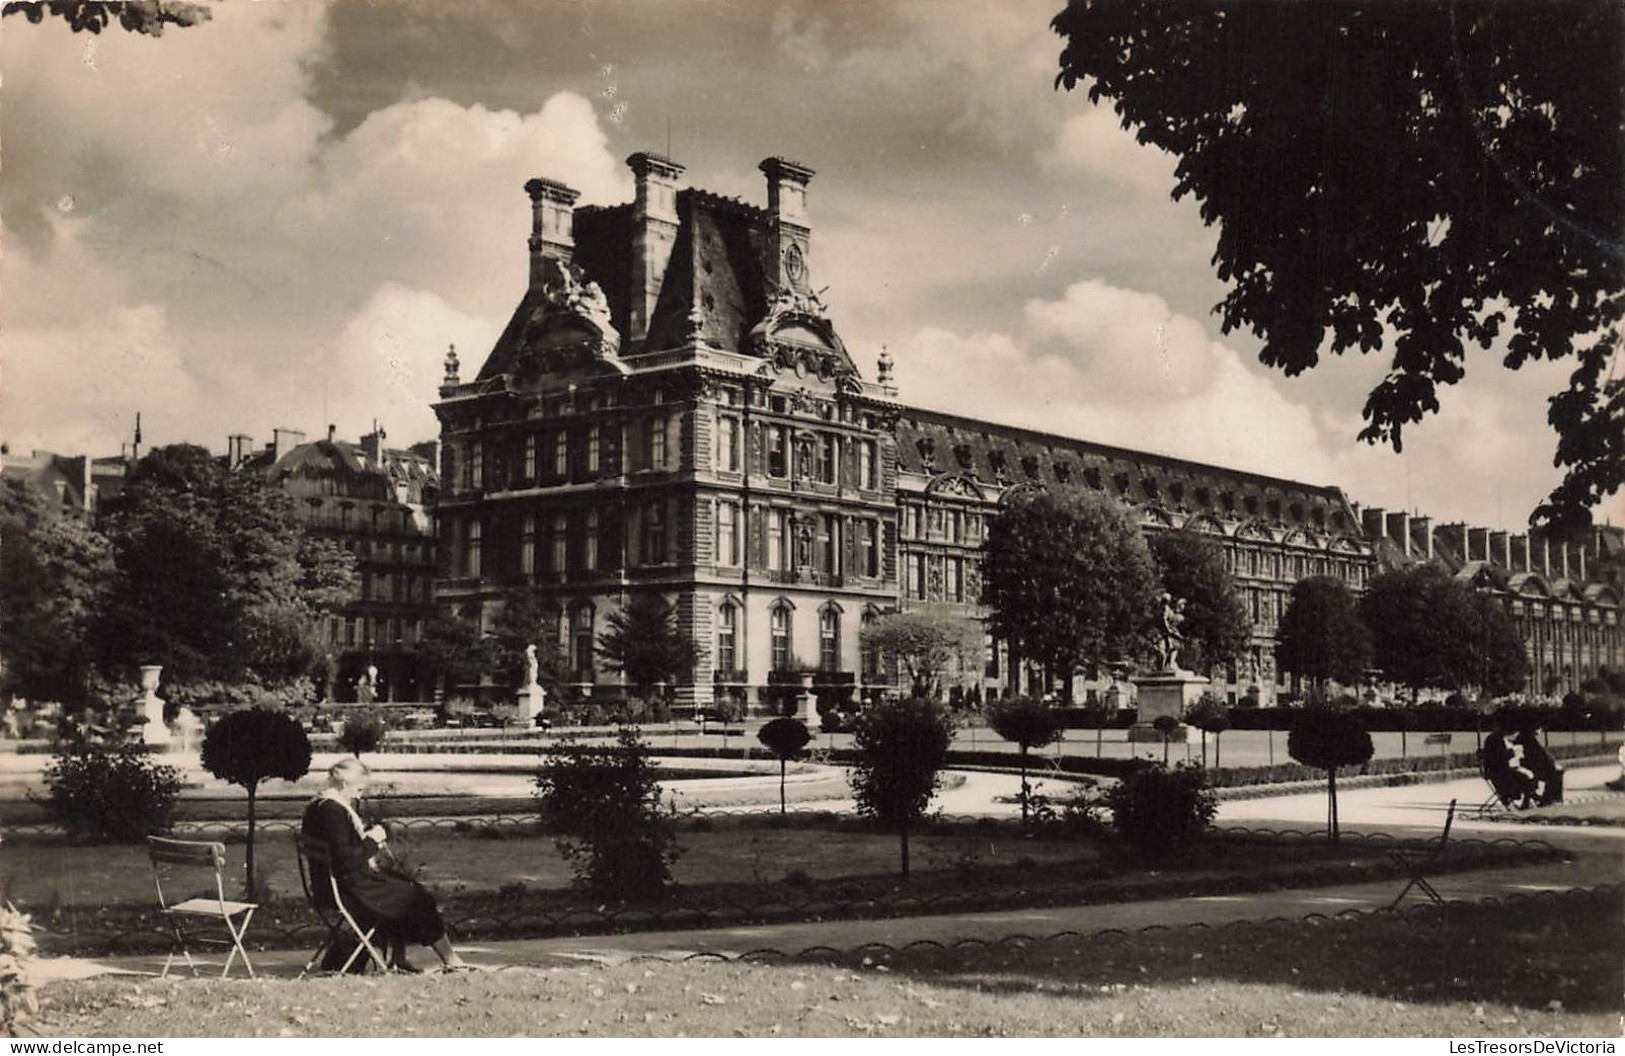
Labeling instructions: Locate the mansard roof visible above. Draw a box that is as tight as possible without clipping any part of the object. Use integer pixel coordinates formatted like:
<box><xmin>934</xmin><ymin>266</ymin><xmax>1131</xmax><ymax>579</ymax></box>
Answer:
<box><xmin>247</xmin><ymin>438</ymin><xmax>438</xmax><ymax>505</ymax></box>
<box><xmin>893</xmin><ymin>406</ymin><xmax>1361</xmax><ymax>536</ymax></box>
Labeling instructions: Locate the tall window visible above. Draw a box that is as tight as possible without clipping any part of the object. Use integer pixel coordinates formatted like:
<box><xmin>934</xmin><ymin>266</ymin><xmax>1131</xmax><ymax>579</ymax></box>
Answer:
<box><xmin>947</xmin><ymin>510</ymin><xmax>962</xmax><ymax>543</ymax></box>
<box><xmin>717</xmin><ymin>502</ymin><xmax>738</xmax><ymax>567</ymax></box>
<box><xmin>572</xmin><ymin>605</ymin><xmax>594</xmax><ymax>676</ymax></box>
<box><xmin>861</xmin><ymin>520</ymin><xmax>879</xmax><ymax>577</ymax></box>
<box><xmin>718</xmin><ymin>417</ymin><xmax>739</xmax><ymax>472</ymax></box>
<box><xmin>469</xmin><ymin>441</ymin><xmax>484</xmax><ymax>489</ymax></box>
<box><xmin>523</xmin><ymin>434</ymin><xmax>537</xmax><ymax>481</ymax></box>
<box><xmin>584</xmin><ymin>509</ymin><xmax>599</xmax><ymax>571</ymax></box>
<box><xmin>520</xmin><ymin>513</ymin><xmax>536</xmax><ymax>576</ymax></box>
<box><xmin>768</xmin><ymin>426</ymin><xmax>787</xmax><ymax>477</ymax></box>
<box><xmin>717</xmin><ymin>603</ymin><xmax>738</xmax><ymax>673</ymax></box>
<box><xmin>550</xmin><ymin>513</ymin><xmax>568</xmax><ymax>574</ymax></box>
<box><xmin>771</xmin><ymin>605</ymin><xmax>793</xmax><ymax>672</ymax></box>
<box><xmin>648</xmin><ymin>417</ymin><xmax>668</xmax><ymax>470</ymax></box>
<box><xmin>816</xmin><ymin>515</ymin><xmax>834</xmax><ymax>573</ymax></box>
<box><xmin>645</xmin><ymin>503</ymin><xmax>666</xmax><ymax>564</ymax></box>
<box><xmin>860</xmin><ymin>440</ymin><xmax>877</xmax><ymax>490</ymax></box>
<box><xmin>819</xmin><ymin>608</ymin><xmax>841</xmax><ymax>672</ymax></box>
<box><xmin>948</xmin><ymin>556</ymin><xmax>964</xmax><ymax>602</ymax></box>
<box><xmin>907</xmin><ymin>553</ymin><xmax>925</xmax><ymax>599</ymax></box>
<box><xmin>465</xmin><ymin>520</ymin><xmax>482</xmax><ymax>577</ymax></box>
<box><xmin>553</xmin><ymin>431</ymin><xmax>569</xmax><ymax>476</ymax></box>
<box><xmin>586</xmin><ymin>425</ymin><xmax>600</xmax><ymax>474</ymax></box>
<box><xmin>818</xmin><ymin>434</ymin><xmax>837</xmax><ymax>484</ymax></box>
<box><xmin>767</xmin><ymin>509</ymin><xmax>787</xmax><ymax>571</ymax></box>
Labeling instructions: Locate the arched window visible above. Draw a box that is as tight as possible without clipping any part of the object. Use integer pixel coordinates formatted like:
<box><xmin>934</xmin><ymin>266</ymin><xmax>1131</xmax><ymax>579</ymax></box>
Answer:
<box><xmin>771</xmin><ymin>603</ymin><xmax>793</xmax><ymax>672</ymax></box>
<box><xmin>861</xmin><ymin>611</ymin><xmax>881</xmax><ymax>681</ymax></box>
<box><xmin>717</xmin><ymin>602</ymin><xmax>739</xmax><ymax>674</ymax></box>
<box><xmin>819</xmin><ymin>607</ymin><xmax>841</xmax><ymax>672</ymax></box>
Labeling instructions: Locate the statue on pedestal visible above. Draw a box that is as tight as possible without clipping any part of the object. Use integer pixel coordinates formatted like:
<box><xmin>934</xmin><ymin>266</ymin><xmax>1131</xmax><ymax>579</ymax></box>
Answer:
<box><xmin>1155</xmin><ymin>592</ymin><xmax>1188</xmax><ymax>673</ymax></box>
<box><xmin>518</xmin><ymin>643</ymin><xmax>546</xmax><ymax>723</ymax></box>
<box><xmin>138</xmin><ymin>665</ymin><xmax>171</xmax><ymax>746</ymax></box>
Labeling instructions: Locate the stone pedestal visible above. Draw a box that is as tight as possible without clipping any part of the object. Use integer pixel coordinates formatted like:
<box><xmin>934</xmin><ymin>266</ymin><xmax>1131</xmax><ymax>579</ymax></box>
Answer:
<box><xmin>516</xmin><ymin>682</ymin><xmax>546</xmax><ymax>723</ymax></box>
<box><xmin>138</xmin><ymin>665</ymin><xmax>171</xmax><ymax>746</ymax></box>
<box><xmin>1127</xmin><ymin>668</ymin><xmax>1206</xmax><ymax>743</ymax></box>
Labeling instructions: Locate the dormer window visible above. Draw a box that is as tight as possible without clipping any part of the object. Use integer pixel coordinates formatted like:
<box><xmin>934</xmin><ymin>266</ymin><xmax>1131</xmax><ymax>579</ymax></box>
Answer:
<box><xmin>1142</xmin><ymin>479</ymin><xmax>1159</xmax><ymax>500</ymax></box>
<box><xmin>1195</xmin><ymin>486</ymin><xmax>1210</xmax><ymax>506</ymax></box>
<box><xmin>954</xmin><ymin>444</ymin><xmax>974</xmax><ymax>470</ymax></box>
<box><xmin>1113</xmin><ymin>472</ymin><xmax>1130</xmax><ymax>494</ymax></box>
<box><xmin>916</xmin><ymin>437</ymin><xmax>936</xmax><ymax>467</ymax></box>
<box><xmin>988</xmin><ymin>450</ymin><xmax>1008</xmax><ymax>478</ymax></box>
<box><xmin>1084</xmin><ymin>467</ymin><xmax>1102</xmax><ymax>490</ymax></box>
<box><xmin>1021</xmin><ymin>455</ymin><xmax>1040</xmax><ymax>479</ymax></box>
<box><xmin>1169</xmin><ymin>483</ymin><xmax>1184</xmax><ymax>505</ymax></box>
<box><xmin>1054</xmin><ymin>461</ymin><xmax>1072</xmax><ymax>483</ymax></box>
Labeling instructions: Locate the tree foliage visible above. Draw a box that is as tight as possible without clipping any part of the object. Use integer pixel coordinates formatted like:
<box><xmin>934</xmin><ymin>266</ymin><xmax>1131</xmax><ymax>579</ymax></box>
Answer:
<box><xmin>1053</xmin><ymin>0</ymin><xmax>1625</xmax><ymax>530</ymax></box>
<box><xmin>1477</xmin><ymin>597</ymin><xmax>1531</xmax><ymax>698</ymax></box>
<box><xmin>980</xmin><ymin>490</ymin><xmax>1160</xmax><ymax>676</ymax></box>
<box><xmin>337</xmin><ymin>711</ymin><xmax>387</xmax><ymax>758</ymax></box>
<box><xmin>200</xmin><ymin>707</ymin><xmax>312</xmax><ymax>891</ymax></box>
<box><xmin>40</xmin><ymin>743</ymin><xmax>181</xmax><ymax>843</ymax></box>
<box><xmin>1287</xmin><ymin>706</ymin><xmax>1374</xmax><ymax>844</ymax></box>
<box><xmin>846</xmin><ymin>697</ymin><xmax>955</xmax><ymax>878</ymax></box>
<box><xmin>1104</xmin><ymin>764</ymin><xmax>1216</xmax><ymax>862</ymax></box>
<box><xmin>0</xmin><ymin>479</ymin><xmax>115</xmax><ymax>706</ymax></box>
<box><xmin>481</xmin><ymin>589</ymin><xmax>571</xmax><ymax>695</ymax></box>
<box><xmin>96</xmin><ymin>445</ymin><xmax>356</xmax><ymax>693</ymax></box>
<box><xmin>859</xmin><ymin>607</ymin><xmax>983</xmax><ymax>701</ymax></box>
<box><xmin>597</xmin><ymin>594</ymin><xmax>700</xmax><ymax>698</ymax></box>
<box><xmin>1362</xmin><ymin>564</ymin><xmax>1482</xmax><ymax>697</ymax></box>
<box><xmin>2</xmin><ymin>0</ymin><xmax>210</xmax><ymax>35</ymax></box>
<box><xmin>1274</xmin><ymin>576</ymin><xmax>1372</xmax><ymax>691</ymax></box>
<box><xmin>1148</xmin><ymin>530</ymin><xmax>1252</xmax><ymax>676</ymax></box>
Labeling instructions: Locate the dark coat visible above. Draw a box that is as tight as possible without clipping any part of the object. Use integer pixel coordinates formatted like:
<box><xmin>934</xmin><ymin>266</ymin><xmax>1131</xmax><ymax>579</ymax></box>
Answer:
<box><xmin>300</xmin><ymin>797</ymin><xmax>443</xmax><ymax>943</ymax></box>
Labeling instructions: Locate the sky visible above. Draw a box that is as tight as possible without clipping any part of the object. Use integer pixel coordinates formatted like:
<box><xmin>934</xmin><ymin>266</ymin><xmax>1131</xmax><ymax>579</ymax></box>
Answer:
<box><xmin>1</xmin><ymin>0</ymin><xmax>1593</xmax><ymax>533</ymax></box>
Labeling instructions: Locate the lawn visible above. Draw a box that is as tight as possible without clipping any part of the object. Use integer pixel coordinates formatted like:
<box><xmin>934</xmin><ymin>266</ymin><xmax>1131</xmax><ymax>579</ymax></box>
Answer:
<box><xmin>27</xmin><ymin>889</ymin><xmax>1622</xmax><ymax>1037</ymax></box>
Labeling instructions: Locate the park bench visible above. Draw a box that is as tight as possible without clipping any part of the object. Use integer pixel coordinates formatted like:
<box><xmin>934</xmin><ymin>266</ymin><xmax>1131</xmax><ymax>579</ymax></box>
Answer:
<box><xmin>146</xmin><ymin>836</ymin><xmax>257</xmax><ymax>979</ymax></box>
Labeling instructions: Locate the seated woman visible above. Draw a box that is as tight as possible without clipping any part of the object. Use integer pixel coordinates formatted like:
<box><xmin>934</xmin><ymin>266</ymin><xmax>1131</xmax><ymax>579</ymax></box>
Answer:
<box><xmin>1481</xmin><ymin>728</ymin><xmax>1534</xmax><ymax>809</ymax></box>
<box><xmin>301</xmin><ymin>758</ymin><xmax>469</xmax><ymax>973</ymax></box>
<box><xmin>1513</xmin><ymin>725</ymin><xmax>1563</xmax><ymax>807</ymax></box>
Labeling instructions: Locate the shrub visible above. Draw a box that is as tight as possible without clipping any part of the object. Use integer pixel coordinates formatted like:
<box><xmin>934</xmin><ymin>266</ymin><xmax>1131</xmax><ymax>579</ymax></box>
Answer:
<box><xmin>1288</xmin><ymin>706</ymin><xmax>1375</xmax><ymax>844</ymax></box>
<box><xmin>337</xmin><ymin>711</ymin><xmax>387</xmax><ymax>757</ymax></box>
<box><xmin>847</xmin><ymin>697</ymin><xmax>955</xmax><ymax>878</ymax></box>
<box><xmin>0</xmin><ymin>902</ymin><xmax>37</xmax><ymax>1038</ymax></box>
<box><xmin>756</xmin><ymin>717</ymin><xmax>813</xmax><ymax>815</ymax></box>
<box><xmin>987</xmin><ymin>697</ymin><xmax>1064</xmax><ymax>824</ymax></box>
<box><xmin>1103</xmin><ymin>763</ymin><xmax>1216</xmax><ymax>862</ymax></box>
<box><xmin>39</xmin><ymin>744</ymin><xmax>182</xmax><ymax>843</ymax></box>
<box><xmin>535</xmin><ymin>728</ymin><xmax>679</xmax><ymax>901</ymax></box>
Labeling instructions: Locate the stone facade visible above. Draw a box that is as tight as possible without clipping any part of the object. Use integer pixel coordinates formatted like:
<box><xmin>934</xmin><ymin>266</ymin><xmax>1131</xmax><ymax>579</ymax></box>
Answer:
<box><xmin>434</xmin><ymin>152</ymin><xmax>1393</xmax><ymax>710</ymax></box>
<box><xmin>241</xmin><ymin>427</ymin><xmax>442</xmax><ymax>702</ymax></box>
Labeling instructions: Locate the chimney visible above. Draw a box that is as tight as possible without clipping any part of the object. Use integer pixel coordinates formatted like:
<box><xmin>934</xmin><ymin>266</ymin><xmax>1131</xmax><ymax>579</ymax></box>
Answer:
<box><xmin>1437</xmin><ymin>523</ymin><xmax>1468</xmax><ymax>560</ymax></box>
<box><xmin>1412</xmin><ymin>516</ymin><xmax>1434</xmax><ymax>560</ymax></box>
<box><xmin>1385</xmin><ymin>511</ymin><xmax>1411</xmax><ymax>556</ymax></box>
<box><xmin>361</xmin><ymin>425</ymin><xmax>386</xmax><ymax>465</ymax></box>
<box><xmin>524</xmin><ymin>176</ymin><xmax>582</xmax><ymax>291</ymax></box>
<box><xmin>1362</xmin><ymin>506</ymin><xmax>1386</xmax><ymax>540</ymax></box>
<box><xmin>626</xmin><ymin>152</ymin><xmax>685</xmax><ymax>344</ymax></box>
<box><xmin>760</xmin><ymin>156</ymin><xmax>816</xmax><ymax>300</ymax></box>
<box><xmin>1542</xmin><ymin>533</ymin><xmax>1552</xmax><ymax>577</ymax></box>
<box><xmin>1560</xmin><ymin>541</ymin><xmax>1571</xmax><ymax>581</ymax></box>
<box><xmin>327</xmin><ymin>424</ymin><xmax>337</xmax><ymax>444</ymax></box>
<box><xmin>271</xmin><ymin>427</ymin><xmax>306</xmax><ymax>464</ymax></box>
<box><xmin>1578</xmin><ymin>545</ymin><xmax>1587</xmax><ymax>582</ymax></box>
<box><xmin>227</xmin><ymin>434</ymin><xmax>252</xmax><ymax>469</ymax></box>
<box><xmin>1468</xmin><ymin>526</ymin><xmax>1491</xmax><ymax>563</ymax></box>
<box><xmin>1521</xmin><ymin>533</ymin><xmax>1532</xmax><ymax>572</ymax></box>
<box><xmin>409</xmin><ymin>439</ymin><xmax>442</xmax><ymax>481</ymax></box>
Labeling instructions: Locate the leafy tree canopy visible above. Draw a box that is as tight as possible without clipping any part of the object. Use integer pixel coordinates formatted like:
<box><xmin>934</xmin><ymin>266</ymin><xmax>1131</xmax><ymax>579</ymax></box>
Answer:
<box><xmin>2</xmin><ymin>0</ymin><xmax>210</xmax><ymax>35</ymax></box>
<box><xmin>1362</xmin><ymin>564</ymin><xmax>1482</xmax><ymax>696</ymax></box>
<box><xmin>846</xmin><ymin>697</ymin><xmax>955</xmax><ymax>877</ymax></box>
<box><xmin>980</xmin><ymin>490</ymin><xmax>1160</xmax><ymax>675</ymax></box>
<box><xmin>0</xmin><ymin>478</ymin><xmax>115</xmax><ymax>705</ymax></box>
<box><xmin>1149</xmin><ymin>530</ymin><xmax>1252</xmax><ymax>676</ymax></box>
<box><xmin>1274</xmin><ymin>576</ymin><xmax>1373</xmax><ymax>690</ymax></box>
<box><xmin>1053</xmin><ymin>0</ymin><xmax>1624</xmax><ymax>531</ymax></box>
<box><xmin>987</xmin><ymin>696</ymin><xmax>1065</xmax><ymax>753</ymax></box>
<box><xmin>96</xmin><ymin>445</ymin><xmax>356</xmax><ymax>689</ymax></box>
<box><xmin>756</xmin><ymin>716</ymin><xmax>813</xmax><ymax>761</ymax></box>
<box><xmin>859</xmin><ymin>607</ymin><xmax>983</xmax><ymax>701</ymax></box>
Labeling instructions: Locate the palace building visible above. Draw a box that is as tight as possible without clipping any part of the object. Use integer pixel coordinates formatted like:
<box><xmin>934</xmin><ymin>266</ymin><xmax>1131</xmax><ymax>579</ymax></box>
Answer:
<box><xmin>431</xmin><ymin>152</ymin><xmax>1618</xmax><ymax>710</ymax></box>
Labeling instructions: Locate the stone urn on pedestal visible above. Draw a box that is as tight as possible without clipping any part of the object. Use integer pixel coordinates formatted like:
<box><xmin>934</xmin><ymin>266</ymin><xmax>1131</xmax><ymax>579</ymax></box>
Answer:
<box><xmin>1128</xmin><ymin>595</ymin><xmax>1202</xmax><ymax>745</ymax></box>
<box><xmin>138</xmin><ymin>665</ymin><xmax>171</xmax><ymax>746</ymax></box>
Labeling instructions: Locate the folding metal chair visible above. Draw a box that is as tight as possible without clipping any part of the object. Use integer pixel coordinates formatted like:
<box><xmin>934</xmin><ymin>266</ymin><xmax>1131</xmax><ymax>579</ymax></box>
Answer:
<box><xmin>294</xmin><ymin>833</ymin><xmax>391</xmax><ymax>977</ymax></box>
<box><xmin>1387</xmin><ymin>798</ymin><xmax>1457</xmax><ymax>909</ymax></box>
<box><xmin>146</xmin><ymin>836</ymin><xmax>257</xmax><ymax>979</ymax></box>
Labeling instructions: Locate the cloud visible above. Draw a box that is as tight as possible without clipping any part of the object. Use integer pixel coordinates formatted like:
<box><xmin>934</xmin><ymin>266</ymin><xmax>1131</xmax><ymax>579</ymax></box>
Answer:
<box><xmin>3</xmin><ymin>5</ymin><xmax>626</xmax><ymax>457</ymax></box>
<box><xmin>887</xmin><ymin>277</ymin><xmax>1570</xmax><ymax>529</ymax></box>
<box><xmin>1040</xmin><ymin>104</ymin><xmax>1180</xmax><ymax>196</ymax></box>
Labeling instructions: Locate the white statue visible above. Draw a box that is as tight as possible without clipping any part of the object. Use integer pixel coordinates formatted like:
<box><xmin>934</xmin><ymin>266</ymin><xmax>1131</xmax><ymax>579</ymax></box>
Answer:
<box><xmin>525</xmin><ymin>643</ymin><xmax>540</xmax><ymax>688</ymax></box>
